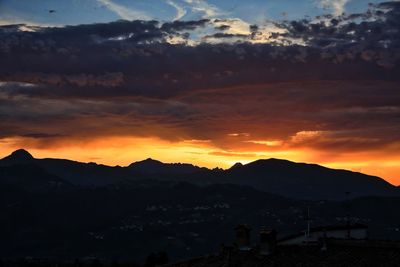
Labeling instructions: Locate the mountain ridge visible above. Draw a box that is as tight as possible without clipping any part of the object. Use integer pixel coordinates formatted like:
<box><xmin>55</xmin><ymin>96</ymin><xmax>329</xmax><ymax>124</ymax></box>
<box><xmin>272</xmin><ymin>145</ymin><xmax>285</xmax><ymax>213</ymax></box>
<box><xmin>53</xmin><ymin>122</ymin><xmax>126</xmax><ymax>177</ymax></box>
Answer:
<box><xmin>1</xmin><ymin>149</ymin><xmax>392</xmax><ymax>181</ymax></box>
<box><xmin>1</xmin><ymin>149</ymin><xmax>398</xmax><ymax>200</ymax></box>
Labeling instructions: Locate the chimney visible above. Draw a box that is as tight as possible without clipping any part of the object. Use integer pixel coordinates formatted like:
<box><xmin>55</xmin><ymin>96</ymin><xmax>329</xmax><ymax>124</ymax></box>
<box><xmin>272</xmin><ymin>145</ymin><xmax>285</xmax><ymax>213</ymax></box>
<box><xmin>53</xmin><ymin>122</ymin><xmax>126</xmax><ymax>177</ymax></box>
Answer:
<box><xmin>234</xmin><ymin>224</ymin><xmax>252</xmax><ymax>250</ymax></box>
<box><xmin>259</xmin><ymin>229</ymin><xmax>276</xmax><ymax>256</ymax></box>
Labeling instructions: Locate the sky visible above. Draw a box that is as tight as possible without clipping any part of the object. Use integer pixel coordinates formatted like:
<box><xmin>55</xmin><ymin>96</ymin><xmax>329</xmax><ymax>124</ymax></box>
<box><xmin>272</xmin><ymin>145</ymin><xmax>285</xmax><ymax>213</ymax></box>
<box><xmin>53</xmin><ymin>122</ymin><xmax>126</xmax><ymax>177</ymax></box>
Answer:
<box><xmin>0</xmin><ymin>0</ymin><xmax>399</xmax><ymax>184</ymax></box>
<box><xmin>0</xmin><ymin>0</ymin><xmax>391</xmax><ymax>26</ymax></box>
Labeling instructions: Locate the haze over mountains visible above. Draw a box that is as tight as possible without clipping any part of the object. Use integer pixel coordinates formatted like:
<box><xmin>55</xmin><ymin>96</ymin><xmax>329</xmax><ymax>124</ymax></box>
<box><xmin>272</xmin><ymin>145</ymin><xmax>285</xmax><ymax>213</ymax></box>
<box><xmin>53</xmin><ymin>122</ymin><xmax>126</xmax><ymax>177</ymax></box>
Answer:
<box><xmin>1</xmin><ymin>149</ymin><xmax>398</xmax><ymax>200</ymax></box>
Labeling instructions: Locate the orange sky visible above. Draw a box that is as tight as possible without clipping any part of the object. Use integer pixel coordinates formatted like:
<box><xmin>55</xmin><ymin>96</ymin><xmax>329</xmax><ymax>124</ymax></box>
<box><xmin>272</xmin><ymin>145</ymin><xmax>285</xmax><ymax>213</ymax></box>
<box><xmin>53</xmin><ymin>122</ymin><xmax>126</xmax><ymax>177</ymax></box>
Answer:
<box><xmin>1</xmin><ymin>80</ymin><xmax>399</xmax><ymax>186</ymax></box>
<box><xmin>1</xmin><ymin>135</ymin><xmax>399</xmax><ymax>186</ymax></box>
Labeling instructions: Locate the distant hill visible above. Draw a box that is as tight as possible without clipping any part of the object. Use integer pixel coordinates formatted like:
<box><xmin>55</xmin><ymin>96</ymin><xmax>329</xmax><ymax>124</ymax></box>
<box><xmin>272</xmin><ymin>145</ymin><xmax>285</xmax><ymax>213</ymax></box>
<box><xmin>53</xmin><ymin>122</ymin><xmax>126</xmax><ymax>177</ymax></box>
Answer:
<box><xmin>1</xmin><ymin>149</ymin><xmax>398</xmax><ymax>200</ymax></box>
<box><xmin>128</xmin><ymin>158</ymin><xmax>208</xmax><ymax>175</ymax></box>
<box><xmin>1</xmin><ymin>149</ymin><xmax>34</xmax><ymax>164</ymax></box>
<box><xmin>0</xmin><ymin>149</ymin><xmax>130</xmax><ymax>186</ymax></box>
<box><xmin>0</xmin><ymin>164</ymin><xmax>72</xmax><ymax>193</ymax></box>
<box><xmin>220</xmin><ymin>159</ymin><xmax>399</xmax><ymax>200</ymax></box>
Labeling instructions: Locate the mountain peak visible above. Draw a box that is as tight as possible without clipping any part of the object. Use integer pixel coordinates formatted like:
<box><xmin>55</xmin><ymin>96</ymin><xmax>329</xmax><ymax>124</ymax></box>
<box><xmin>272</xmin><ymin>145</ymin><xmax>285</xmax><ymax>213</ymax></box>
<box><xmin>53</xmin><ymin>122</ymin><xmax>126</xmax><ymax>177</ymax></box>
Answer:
<box><xmin>247</xmin><ymin>158</ymin><xmax>293</xmax><ymax>166</ymax></box>
<box><xmin>143</xmin><ymin>157</ymin><xmax>160</xmax><ymax>162</ymax></box>
<box><xmin>128</xmin><ymin>158</ymin><xmax>163</xmax><ymax>168</ymax></box>
<box><xmin>230</xmin><ymin>162</ymin><xmax>244</xmax><ymax>169</ymax></box>
<box><xmin>138</xmin><ymin>158</ymin><xmax>163</xmax><ymax>164</ymax></box>
<box><xmin>0</xmin><ymin>149</ymin><xmax>35</xmax><ymax>165</ymax></box>
<box><xmin>8</xmin><ymin>149</ymin><xmax>34</xmax><ymax>160</ymax></box>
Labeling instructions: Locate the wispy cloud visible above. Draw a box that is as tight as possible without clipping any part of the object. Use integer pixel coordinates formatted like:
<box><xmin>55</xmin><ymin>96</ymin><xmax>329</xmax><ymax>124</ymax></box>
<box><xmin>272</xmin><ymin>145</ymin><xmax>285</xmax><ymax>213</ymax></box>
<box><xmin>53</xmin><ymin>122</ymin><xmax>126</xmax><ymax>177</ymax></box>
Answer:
<box><xmin>96</xmin><ymin>0</ymin><xmax>151</xmax><ymax>20</ymax></box>
<box><xmin>316</xmin><ymin>0</ymin><xmax>352</xmax><ymax>16</ymax></box>
<box><xmin>184</xmin><ymin>0</ymin><xmax>221</xmax><ymax>18</ymax></box>
<box><xmin>0</xmin><ymin>16</ymin><xmax>61</xmax><ymax>27</ymax></box>
<box><xmin>166</xmin><ymin>0</ymin><xmax>187</xmax><ymax>21</ymax></box>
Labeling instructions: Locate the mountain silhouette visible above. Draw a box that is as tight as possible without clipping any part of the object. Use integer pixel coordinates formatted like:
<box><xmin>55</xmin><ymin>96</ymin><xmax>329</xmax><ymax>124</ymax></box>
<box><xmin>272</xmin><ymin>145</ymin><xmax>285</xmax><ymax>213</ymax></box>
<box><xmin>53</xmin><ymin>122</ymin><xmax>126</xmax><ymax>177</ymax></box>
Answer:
<box><xmin>221</xmin><ymin>158</ymin><xmax>399</xmax><ymax>199</ymax></box>
<box><xmin>129</xmin><ymin>158</ymin><xmax>208</xmax><ymax>175</ymax></box>
<box><xmin>0</xmin><ymin>163</ymin><xmax>71</xmax><ymax>192</ymax></box>
<box><xmin>1</xmin><ymin>149</ymin><xmax>398</xmax><ymax>200</ymax></box>
<box><xmin>229</xmin><ymin>162</ymin><xmax>244</xmax><ymax>170</ymax></box>
<box><xmin>1</xmin><ymin>148</ymin><xmax>34</xmax><ymax>163</ymax></box>
<box><xmin>0</xmin><ymin>150</ymin><xmax>127</xmax><ymax>186</ymax></box>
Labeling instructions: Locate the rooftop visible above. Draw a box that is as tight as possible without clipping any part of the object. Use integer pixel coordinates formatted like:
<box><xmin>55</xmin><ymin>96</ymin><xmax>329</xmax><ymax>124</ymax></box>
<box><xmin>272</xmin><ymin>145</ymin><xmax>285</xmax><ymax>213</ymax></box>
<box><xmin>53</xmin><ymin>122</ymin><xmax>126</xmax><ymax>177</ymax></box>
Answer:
<box><xmin>164</xmin><ymin>240</ymin><xmax>400</xmax><ymax>267</ymax></box>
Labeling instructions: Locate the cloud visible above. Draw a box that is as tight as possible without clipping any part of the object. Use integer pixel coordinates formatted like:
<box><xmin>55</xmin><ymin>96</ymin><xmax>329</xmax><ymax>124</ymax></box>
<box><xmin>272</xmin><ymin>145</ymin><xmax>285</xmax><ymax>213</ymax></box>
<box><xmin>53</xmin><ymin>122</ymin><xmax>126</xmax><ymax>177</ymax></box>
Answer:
<box><xmin>96</xmin><ymin>0</ymin><xmax>151</xmax><ymax>20</ymax></box>
<box><xmin>166</xmin><ymin>0</ymin><xmax>187</xmax><ymax>21</ymax></box>
<box><xmin>3</xmin><ymin>1</ymin><xmax>398</xmax><ymax>49</ymax></box>
<box><xmin>3</xmin><ymin>73</ymin><xmax>124</xmax><ymax>88</ymax></box>
<box><xmin>274</xmin><ymin>2</ymin><xmax>400</xmax><ymax>49</ymax></box>
<box><xmin>0</xmin><ymin>18</ymin><xmax>61</xmax><ymax>28</ymax></box>
<box><xmin>22</xmin><ymin>133</ymin><xmax>66</xmax><ymax>139</ymax></box>
<box><xmin>209</xmin><ymin>151</ymin><xmax>258</xmax><ymax>158</ymax></box>
<box><xmin>0</xmin><ymin>1</ymin><xmax>399</xmax><ymax>158</ymax></box>
<box><xmin>161</xmin><ymin>19</ymin><xmax>209</xmax><ymax>32</ymax></box>
<box><xmin>316</xmin><ymin>0</ymin><xmax>351</xmax><ymax>16</ymax></box>
<box><xmin>184</xmin><ymin>0</ymin><xmax>222</xmax><ymax>18</ymax></box>
<box><xmin>1</xmin><ymin>80</ymin><xmax>399</xmax><ymax>155</ymax></box>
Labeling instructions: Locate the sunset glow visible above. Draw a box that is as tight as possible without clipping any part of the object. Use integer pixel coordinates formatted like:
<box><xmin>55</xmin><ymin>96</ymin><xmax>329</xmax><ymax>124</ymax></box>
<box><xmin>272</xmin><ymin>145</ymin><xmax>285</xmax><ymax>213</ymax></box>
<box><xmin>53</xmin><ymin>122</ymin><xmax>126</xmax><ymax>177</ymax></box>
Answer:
<box><xmin>1</xmin><ymin>134</ymin><xmax>399</xmax><ymax>185</ymax></box>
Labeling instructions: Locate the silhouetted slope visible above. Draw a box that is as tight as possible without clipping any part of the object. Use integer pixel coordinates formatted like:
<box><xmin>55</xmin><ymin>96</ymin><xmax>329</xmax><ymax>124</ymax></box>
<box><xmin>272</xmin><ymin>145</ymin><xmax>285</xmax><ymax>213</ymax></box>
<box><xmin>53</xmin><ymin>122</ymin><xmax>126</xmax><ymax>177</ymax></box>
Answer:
<box><xmin>229</xmin><ymin>162</ymin><xmax>244</xmax><ymax>170</ymax></box>
<box><xmin>1</xmin><ymin>149</ymin><xmax>398</xmax><ymax>199</ymax></box>
<box><xmin>1</xmin><ymin>149</ymin><xmax>34</xmax><ymax>164</ymax></box>
<box><xmin>1</xmin><ymin>178</ymin><xmax>400</xmax><ymax>261</ymax></box>
<box><xmin>128</xmin><ymin>158</ymin><xmax>208</xmax><ymax>175</ymax></box>
<box><xmin>0</xmin><ymin>151</ymin><xmax>208</xmax><ymax>186</ymax></box>
<box><xmin>0</xmin><ymin>181</ymin><xmax>296</xmax><ymax>261</ymax></box>
<box><xmin>35</xmin><ymin>158</ymin><xmax>129</xmax><ymax>186</ymax></box>
<box><xmin>1</xmin><ymin>150</ymin><xmax>400</xmax><ymax>261</ymax></box>
<box><xmin>0</xmin><ymin>164</ymin><xmax>71</xmax><ymax>192</ymax></box>
<box><xmin>222</xmin><ymin>159</ymin><xmax>398</xmax><ymax>199</ymax></box>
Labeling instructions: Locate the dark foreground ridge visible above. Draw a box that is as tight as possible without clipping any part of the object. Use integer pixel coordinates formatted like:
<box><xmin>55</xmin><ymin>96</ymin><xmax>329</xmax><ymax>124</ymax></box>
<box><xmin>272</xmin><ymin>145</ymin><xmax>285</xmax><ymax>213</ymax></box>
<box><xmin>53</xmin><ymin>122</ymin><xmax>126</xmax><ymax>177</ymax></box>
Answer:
<box><xmin>1</xmin><ymin>149</ymin><xmax>400</xmax><ymax>263</ymax></box>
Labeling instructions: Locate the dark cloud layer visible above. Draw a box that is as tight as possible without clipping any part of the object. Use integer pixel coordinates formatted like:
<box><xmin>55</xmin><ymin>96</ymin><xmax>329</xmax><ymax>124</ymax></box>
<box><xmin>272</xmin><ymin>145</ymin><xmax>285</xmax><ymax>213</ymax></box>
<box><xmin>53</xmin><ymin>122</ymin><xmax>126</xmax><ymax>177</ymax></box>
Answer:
<box><xmin>0</xmin><ymin>2</ymin><xmax>399</xmax><ymax>155</ymax></box>
<box><xmin>276</xmin><ymin>1</ymin><xmax>400</xmax><ymax>48</ymax></box>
